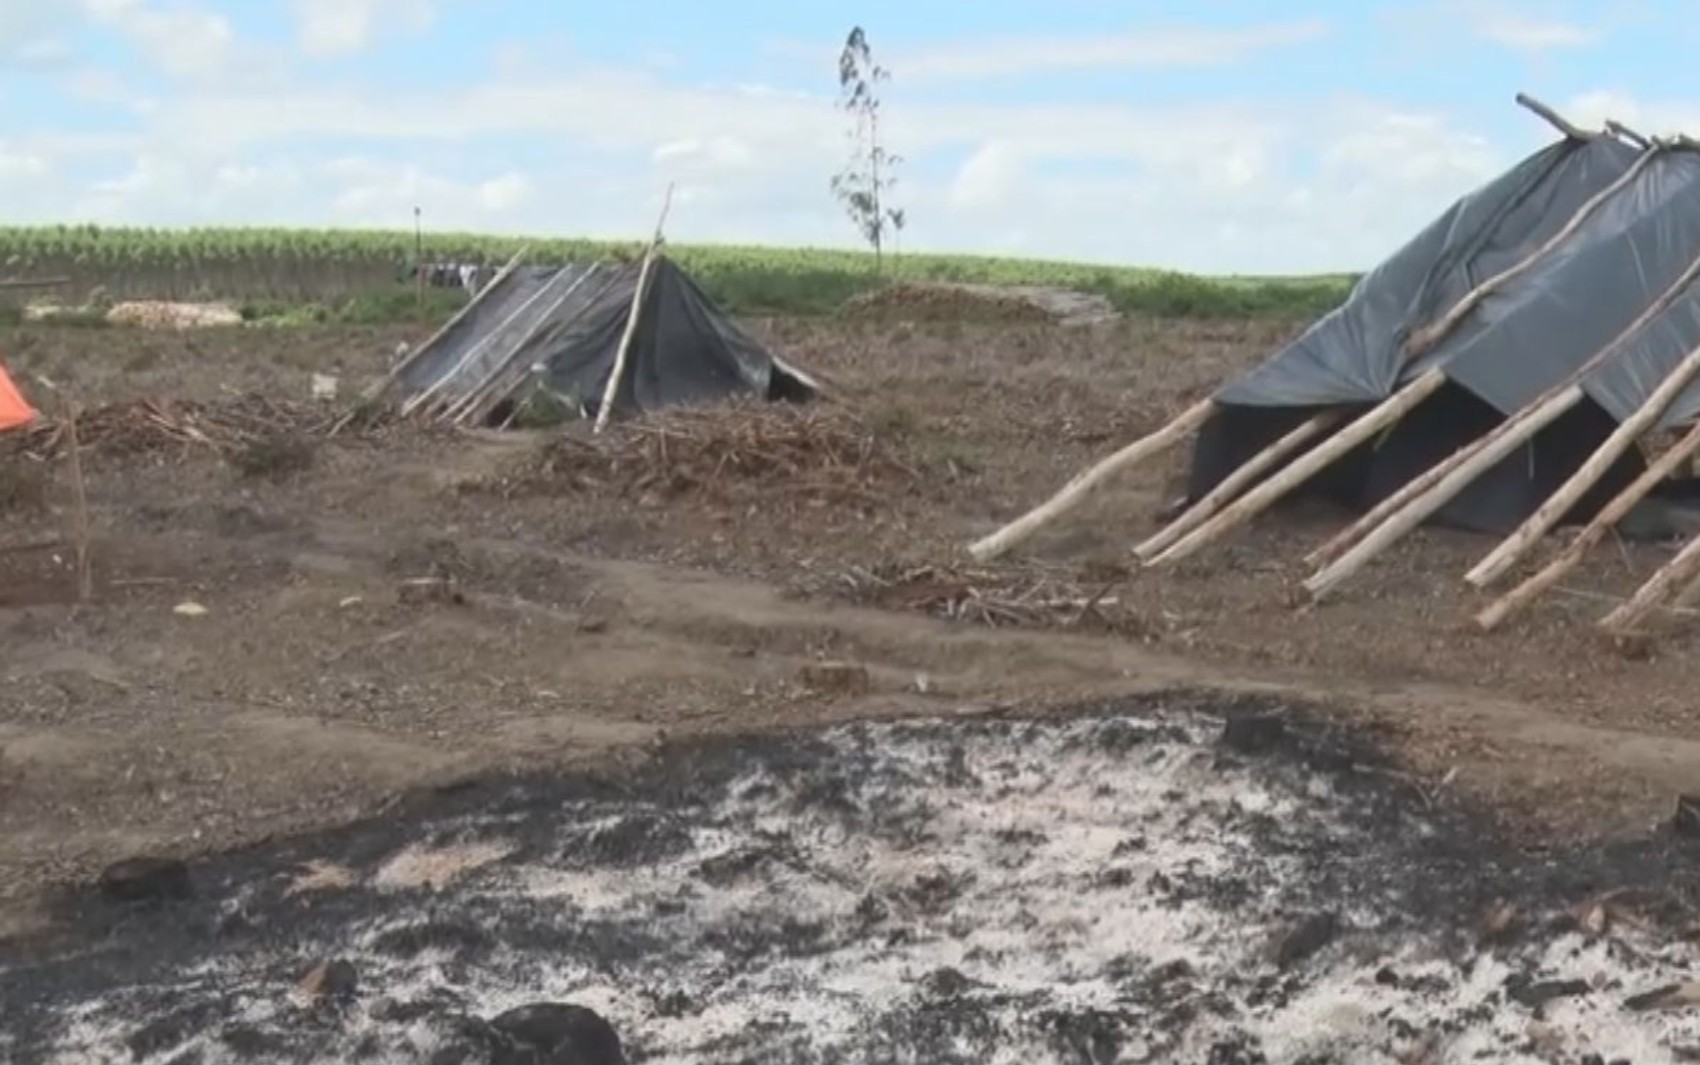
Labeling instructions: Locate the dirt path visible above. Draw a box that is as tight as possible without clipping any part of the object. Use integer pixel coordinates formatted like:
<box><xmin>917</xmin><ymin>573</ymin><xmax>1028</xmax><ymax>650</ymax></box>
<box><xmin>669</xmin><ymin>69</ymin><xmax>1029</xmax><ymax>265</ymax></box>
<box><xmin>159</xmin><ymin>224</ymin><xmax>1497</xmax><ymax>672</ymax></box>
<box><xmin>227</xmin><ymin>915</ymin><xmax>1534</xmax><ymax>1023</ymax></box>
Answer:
<box><xmin>6</xmin><ymin>518</ymin><xmax>1698</xmax><ymax>941</ymax></box>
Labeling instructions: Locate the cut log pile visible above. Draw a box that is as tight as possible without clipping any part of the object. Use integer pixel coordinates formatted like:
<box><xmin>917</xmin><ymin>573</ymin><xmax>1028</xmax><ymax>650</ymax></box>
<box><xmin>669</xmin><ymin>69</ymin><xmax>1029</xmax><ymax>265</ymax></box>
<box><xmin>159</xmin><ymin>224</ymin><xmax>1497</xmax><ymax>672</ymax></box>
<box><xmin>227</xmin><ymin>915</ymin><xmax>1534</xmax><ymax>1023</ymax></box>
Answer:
<box><xmin>967</xmin><ymin>95</ymin><xmax>1700</xmax><ymax>645</ymax></box>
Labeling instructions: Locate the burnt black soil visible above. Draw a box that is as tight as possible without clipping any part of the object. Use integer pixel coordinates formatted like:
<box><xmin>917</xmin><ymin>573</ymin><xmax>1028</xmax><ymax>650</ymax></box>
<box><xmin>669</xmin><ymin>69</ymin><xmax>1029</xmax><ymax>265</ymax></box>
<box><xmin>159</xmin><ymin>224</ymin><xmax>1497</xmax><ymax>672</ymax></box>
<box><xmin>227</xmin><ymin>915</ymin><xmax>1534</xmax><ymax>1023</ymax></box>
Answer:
<box><xmin>4</xmin><ymin>688</ymin><xmax>1700</xmax><ymax>1064</ymax></box>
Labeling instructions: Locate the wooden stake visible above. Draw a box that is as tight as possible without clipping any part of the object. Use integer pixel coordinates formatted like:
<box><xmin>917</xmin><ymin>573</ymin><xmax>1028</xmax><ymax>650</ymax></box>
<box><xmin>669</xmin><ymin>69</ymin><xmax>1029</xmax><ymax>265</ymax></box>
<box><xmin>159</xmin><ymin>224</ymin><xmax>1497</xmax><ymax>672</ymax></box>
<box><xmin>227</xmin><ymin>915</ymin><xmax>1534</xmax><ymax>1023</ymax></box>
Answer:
<box><xmin>967</xmin><ymin>397</ymin><xmax>1214</xmax><ymax>562</ymax></box>
<box><xmin>1599</xmin><ymin>528</ymin><xmax>1700</xmax><ymax>634</ymax></box>
<box><xmin>1133</xmin><ymin>410</ymin><xmax>1341</xmax><ymax>561</ymax></box>
<box><xmin>335</xmin><ymin>245</ymin><xmax>530</xmax><ymax>436</ymax></box>
<box><xmin>1308</xmin><ymin>238</ymin><xmax>1700</xmax><ymax>570</ymax></box>
<box><xmin>1146</xmin><ymin>369</ymin><xmax>1448</xmax><ymax>567</ymax></box>
<box><xmin>1401</xmin><ymin>145</ymin><xmax>1662</xmax><ymax>361</ymax></box>
<box><xmin>1514</xmin><ymin>92</ymin><xmax>1598</xmax><ymax>141</ymax></box>
<box><xmin>594</xmin><ymin>183</ymin><xmax>675</xmax><ymax>435</ymax></box>
<box><xmin>1467</xmin><ymin>341</ymin><xmax>1700</xmax><ymax>588</ymax></box>
<box><xmin>1303</xmin><ymin>384</ymin><xmax>1584</xmax><ymax>601</ymax></box>
<box><xmin>60</xmin><ymin>397</ymin><xmax>91</xmax><ymax>603</ymax></box>
<box><xmin>1476</xmin><ymin>420</ymin><xmax>1700</xmax><ymax>631</ymax></box>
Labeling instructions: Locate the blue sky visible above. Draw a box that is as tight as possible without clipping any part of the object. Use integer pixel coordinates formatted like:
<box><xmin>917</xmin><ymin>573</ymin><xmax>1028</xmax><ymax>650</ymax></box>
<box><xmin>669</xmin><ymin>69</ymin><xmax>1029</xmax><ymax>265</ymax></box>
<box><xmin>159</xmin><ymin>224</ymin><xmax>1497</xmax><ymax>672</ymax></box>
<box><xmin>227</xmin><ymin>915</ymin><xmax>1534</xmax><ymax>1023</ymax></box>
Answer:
<box><xmin>0</xmin><ymin>1</ymin><xmax>1691</xmax><ymax>273</ymax></box>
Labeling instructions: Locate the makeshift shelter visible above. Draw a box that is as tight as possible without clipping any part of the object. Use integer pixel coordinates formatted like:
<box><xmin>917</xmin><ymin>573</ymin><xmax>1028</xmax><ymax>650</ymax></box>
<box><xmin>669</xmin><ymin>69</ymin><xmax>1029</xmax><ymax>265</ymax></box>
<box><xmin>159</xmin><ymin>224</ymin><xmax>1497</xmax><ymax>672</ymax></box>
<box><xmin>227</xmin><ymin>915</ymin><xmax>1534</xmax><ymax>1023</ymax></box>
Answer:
<box><xmin>381</xmin><ymin>250</ymin><xmax>821</xmax><ymax>427</ymax></box>
<box><xmin>968</xmin><ymin>94</ymin><xmax>1700</xmax><ymax>636</ymax></box>
<box><xmin>0</xmin><ymin>360</ymin><xmax>37</xmax><ymax>433</ymax></box>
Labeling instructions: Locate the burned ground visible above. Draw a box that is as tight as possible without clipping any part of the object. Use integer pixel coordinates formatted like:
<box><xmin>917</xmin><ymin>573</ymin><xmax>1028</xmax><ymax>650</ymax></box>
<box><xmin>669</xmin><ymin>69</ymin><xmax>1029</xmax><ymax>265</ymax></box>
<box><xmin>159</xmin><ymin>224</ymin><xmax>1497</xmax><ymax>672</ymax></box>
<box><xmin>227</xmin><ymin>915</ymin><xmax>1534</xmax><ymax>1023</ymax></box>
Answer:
<box><xmin>9</xmin><ymin>691</ymin><xmax>1700</xmax><ymax>1064</ymax></box>
<box><xmin>8</xmin><ymin>312</ymin><xmax>1700</xmax><ymax>1057</ymax></box>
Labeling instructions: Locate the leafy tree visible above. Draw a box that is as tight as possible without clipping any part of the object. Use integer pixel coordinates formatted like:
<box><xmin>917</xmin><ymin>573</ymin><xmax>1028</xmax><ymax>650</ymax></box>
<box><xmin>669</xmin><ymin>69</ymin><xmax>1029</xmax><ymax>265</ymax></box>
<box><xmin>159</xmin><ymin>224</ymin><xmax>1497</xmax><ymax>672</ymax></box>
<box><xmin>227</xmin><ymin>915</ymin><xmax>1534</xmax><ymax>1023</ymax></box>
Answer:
<box><xmin>830</xmin><ymin>26</ymin><xmax>906</xmax><ymax>273</ymax></box>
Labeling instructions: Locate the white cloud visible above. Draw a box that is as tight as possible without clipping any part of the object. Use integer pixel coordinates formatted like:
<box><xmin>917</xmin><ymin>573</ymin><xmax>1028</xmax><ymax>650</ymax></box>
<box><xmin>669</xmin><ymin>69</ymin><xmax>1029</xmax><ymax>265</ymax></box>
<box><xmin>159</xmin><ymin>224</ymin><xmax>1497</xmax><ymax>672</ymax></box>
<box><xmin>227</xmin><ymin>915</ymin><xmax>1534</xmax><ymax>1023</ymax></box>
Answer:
<box><xmin>293</xmin><ymin>0</ymin><xmax>436</xmax><ymax>58</ymax></box>
<box><xmin>6</xmin><ymin>8</ymin><xmax>1617</xmax><ymax>277</ymax></box>
<box><xmin>0</xmin><ymin>58</ymin><xmax>1531</xmax><ymax>273</ymax></box>
<box><xmin>899</xmin><ymin>20</ymin><xmax>1330</xmax><ymax>80</ymax></box>
<box><xmin>81</xmin><ymin>0</ymin><xmax>235</xmax><ymax>78</ymax></box>
<box><xmin>1468</xmin><ymin>9</ymin><xmax>1599</xmax><ymax>53</ymax></box>
<box><xmin>1560</xmin><ymin>90</ymin><xmax>1700</xmax><ymax>138</ymax></box>
<box><xmin>949</xmin><ymin>141</ymin><xmax>1024</xmax><ymax>212</ymax></box>
<box><xmin>0</xmin><ymin>3</ymin><xmax>77</xmax><ymax>68</ymax></box>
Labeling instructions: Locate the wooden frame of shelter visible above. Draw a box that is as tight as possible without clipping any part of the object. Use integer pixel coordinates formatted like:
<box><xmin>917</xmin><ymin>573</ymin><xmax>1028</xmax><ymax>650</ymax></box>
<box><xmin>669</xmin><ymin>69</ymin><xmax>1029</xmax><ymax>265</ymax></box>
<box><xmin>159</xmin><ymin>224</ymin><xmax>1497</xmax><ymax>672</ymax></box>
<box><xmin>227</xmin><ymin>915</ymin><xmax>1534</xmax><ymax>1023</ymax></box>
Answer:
<box><xmin>968</xmin><ymin>93</ymin><xmax>1700</xmax><ymax>642</ymax></box>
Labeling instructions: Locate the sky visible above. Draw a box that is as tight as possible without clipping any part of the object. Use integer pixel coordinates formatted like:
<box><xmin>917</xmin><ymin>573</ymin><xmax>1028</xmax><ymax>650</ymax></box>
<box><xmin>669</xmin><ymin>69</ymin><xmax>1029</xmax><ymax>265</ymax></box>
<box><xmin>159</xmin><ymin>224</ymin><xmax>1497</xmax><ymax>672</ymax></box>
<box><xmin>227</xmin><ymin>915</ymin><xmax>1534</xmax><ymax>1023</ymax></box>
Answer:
<box><xmin>0</xmin><ymin>1</ymin><xmax>1695</xmax><ymax>275</ymax></box>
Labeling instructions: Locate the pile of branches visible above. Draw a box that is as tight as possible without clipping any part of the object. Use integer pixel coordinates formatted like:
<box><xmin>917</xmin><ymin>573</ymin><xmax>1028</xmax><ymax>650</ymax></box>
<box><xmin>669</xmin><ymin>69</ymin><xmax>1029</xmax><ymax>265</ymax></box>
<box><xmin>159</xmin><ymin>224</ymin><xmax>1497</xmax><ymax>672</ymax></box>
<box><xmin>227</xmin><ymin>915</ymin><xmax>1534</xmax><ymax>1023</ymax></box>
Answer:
<box><xmin>813</xmin><ymin>560</ymin><xmax>1152</xmax><ymax>635</ymax></box>
<box><xmin>516</xmin><ymin>401</ymin><xmax>922</xmax><ymax>506</ymax></box>
<box><xmin>8</xmin><ymin>393</ymin><xmax>351</xmax><ymax>461</ymax></box>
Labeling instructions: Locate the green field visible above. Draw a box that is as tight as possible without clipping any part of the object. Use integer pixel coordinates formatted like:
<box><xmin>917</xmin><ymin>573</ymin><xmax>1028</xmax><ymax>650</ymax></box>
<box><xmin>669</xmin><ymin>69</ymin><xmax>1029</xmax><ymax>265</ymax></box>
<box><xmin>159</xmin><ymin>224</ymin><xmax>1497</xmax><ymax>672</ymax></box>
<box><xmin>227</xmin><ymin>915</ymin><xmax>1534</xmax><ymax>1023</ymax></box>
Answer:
<box><xmin>0</xmin><ymin>225</ymin><xmax>1357</xmax><ymax>323</ymax></box>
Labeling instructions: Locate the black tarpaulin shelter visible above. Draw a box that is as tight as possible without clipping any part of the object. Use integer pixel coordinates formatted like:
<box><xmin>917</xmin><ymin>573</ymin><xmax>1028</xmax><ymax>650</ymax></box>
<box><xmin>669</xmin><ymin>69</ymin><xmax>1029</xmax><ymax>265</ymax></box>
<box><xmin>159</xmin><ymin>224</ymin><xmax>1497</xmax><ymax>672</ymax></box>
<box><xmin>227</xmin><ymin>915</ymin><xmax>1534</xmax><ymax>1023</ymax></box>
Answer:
<box><xmin>385</xmin><ymin>251</ymin><xmax>821</xmax><ymax>426</ymax></box>
<box><xmin>1190</xmin><ymin>127</ymin><xmax>1698</xmax><ymax>535</ymax></box>
<box><xmin>971</xmin><ymin>96</ymin><xmax>1700</xmax><ymax>629</ymax></box>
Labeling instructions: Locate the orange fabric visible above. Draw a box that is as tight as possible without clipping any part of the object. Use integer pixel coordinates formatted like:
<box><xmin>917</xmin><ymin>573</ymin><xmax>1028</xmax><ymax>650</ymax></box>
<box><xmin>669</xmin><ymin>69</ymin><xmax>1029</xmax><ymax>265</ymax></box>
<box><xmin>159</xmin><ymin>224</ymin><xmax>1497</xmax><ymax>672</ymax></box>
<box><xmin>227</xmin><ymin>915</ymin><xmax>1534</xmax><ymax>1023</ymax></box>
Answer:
<box><xmin>0</xmin><ymin>362</ymin><xmax>37</xmax><ymax>432</ymax></box>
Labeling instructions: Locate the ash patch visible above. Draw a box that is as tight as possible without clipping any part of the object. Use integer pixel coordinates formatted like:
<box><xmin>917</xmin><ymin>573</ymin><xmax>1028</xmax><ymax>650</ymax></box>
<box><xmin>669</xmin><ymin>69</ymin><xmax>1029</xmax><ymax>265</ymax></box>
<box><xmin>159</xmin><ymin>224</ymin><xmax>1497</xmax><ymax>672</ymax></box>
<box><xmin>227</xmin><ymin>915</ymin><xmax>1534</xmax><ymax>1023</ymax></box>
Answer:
<box><xmin>7</xmin><ymin>691</ymin><xmax>1700</xmax><ymax>1064</ymax></box>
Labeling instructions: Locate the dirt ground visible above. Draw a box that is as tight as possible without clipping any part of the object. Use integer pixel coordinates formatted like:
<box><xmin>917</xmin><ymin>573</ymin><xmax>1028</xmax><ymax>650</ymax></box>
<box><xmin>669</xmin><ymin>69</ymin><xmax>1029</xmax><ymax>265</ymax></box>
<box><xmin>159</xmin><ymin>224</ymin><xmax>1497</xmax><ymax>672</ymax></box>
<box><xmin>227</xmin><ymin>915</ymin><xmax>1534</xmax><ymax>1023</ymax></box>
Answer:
<box><xmin>7</xmin><ymin>312</ymin><xmax>1700</xmax><ymax>942</ymax></box>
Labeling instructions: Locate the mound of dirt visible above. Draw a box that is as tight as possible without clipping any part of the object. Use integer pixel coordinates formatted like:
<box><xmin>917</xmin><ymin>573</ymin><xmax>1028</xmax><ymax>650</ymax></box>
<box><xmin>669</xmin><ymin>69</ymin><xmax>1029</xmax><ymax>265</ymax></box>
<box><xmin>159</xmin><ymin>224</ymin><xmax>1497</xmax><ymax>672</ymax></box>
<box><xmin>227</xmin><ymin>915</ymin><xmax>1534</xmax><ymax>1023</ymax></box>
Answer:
<box><xmin>841</xmin><ymin>282</ymin><xmax>1118</xmax><ymax>327</ymax></box>
<box><xmin>508</xmin><ymin>402</ymin><xmax>922</xmax><ymax>507</ymax></box>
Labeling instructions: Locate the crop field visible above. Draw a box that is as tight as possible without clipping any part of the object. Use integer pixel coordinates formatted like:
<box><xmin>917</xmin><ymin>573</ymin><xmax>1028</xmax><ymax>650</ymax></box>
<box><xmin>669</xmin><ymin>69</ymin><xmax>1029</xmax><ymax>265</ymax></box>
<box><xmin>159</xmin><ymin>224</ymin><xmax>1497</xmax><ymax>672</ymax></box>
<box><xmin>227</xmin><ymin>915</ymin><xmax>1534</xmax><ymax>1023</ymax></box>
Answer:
<box><xmin>0</xmin><ymin>224</ymin><xmax>1356</xmax><ymax>321</ymax></box>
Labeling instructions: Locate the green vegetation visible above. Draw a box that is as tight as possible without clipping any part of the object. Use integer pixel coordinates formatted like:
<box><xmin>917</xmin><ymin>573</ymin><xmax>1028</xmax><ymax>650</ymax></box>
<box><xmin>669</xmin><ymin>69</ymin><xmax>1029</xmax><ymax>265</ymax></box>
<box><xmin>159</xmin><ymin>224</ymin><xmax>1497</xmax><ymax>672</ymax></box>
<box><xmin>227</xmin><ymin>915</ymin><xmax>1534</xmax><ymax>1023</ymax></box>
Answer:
<box><xmin>0</xmin><ymin>224</ymin><xmax>1356</xmax><ymax>322</ymax></box>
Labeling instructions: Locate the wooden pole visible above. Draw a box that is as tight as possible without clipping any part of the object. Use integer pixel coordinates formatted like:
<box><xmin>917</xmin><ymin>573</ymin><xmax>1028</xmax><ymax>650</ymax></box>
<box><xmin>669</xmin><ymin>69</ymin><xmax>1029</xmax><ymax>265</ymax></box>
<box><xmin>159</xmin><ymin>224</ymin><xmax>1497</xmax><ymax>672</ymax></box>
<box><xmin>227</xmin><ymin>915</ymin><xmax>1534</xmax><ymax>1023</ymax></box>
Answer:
<box><xmin>414</xmin><ymin>206</ymin><xmax>425</xmax><ymax>329</ymax></box>
<box><xmin>1467</xmin><ymin>342</ymin><xmax>1700</xmax><ymax>588</ymax></box>
<box><xmin>1476</xmin><ymin>419</ymin><xmax>1700</xmax><ymax>631</ymax></box>
<box><xmin>1133</xmin><ymin>410</ymin><xmax>1341</xmax><ymax>562</ymax></box>
<box><xmin>1303</xmin><ymin>384</ymin><xmax>1584</xmax><ymax>601</ymax></box>
<box><xmin>1307</xmin><ymin>239</ymin><xmax>1700</xmax><ymax>570</ymax></box>
<box><xmin>594</xmin><ymin>183</ymin><xmax>675</xmax><ymax>435</ymax></box>
<box><xmin>967</xmin><ymin>397</ymin><xmax>1214</xmax><ymax>562</ymax></box>
<box><xmin>1145</xmin><ymin>369</ymin><xmax>1448</xmax><ymax>568</ymax></box>
<box><xmin>59</xmin><ymin>396</ymin><xmax>91</xmax><ymax>603</ymax></box>
<box><xmin>402</xmin><ymin>259</ymin><xmax>594</xmax><ymax>420</ymax></box>
<box><xmin>1514</xmin><ymin>92</ymin><xmax>1599</xmax><ymax>141</ymax></box>
<box><xmin>1599</xmin><ymin>529</ymin><xmax>1700</xmax><ymax>634</ymax></box>
<box><xmin>336</xmin><ymin>245</ymin><xmax>529</xmax><ymax>434</ymax></box>
<box><xmin>1401</xmin><ymin>145</ymin><xmax>1662</xmax><ymax>361</ymax></box>
<box><xmin>1606</xmin><ymin>119</ymin><xmax>1652</xmax><ymax>150</ymax></box>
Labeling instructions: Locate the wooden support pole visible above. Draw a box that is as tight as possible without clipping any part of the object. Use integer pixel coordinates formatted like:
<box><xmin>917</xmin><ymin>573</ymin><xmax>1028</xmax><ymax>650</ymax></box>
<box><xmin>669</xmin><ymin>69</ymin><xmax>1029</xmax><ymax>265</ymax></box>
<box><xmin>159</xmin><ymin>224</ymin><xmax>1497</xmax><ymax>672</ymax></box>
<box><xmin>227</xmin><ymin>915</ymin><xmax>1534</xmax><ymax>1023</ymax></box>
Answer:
<box><xmin>1303</xmin><ymin>432</ymin><xmax>1474</xmax><ymax>569</ymax></box>
<box><xmin>1303</xmin><ymin>384</ymin><xmax>1584</xmax><ymax>601</ymax></box>
<box><xmin>1401</xmin><ymin>145</ymin><xmax>1662</xmax><ymax>361</ymax></box>
<box><xmin>1145</xmin><ymin>369</ymin><xmax>1448</xmax><ymax>568</ymax></box>
<box><xmin>1308</xmin><ymin>239</ymin><xmax>1700</xmax><ymax>570</ymax></box>
<box><xmin>1133</xmin><ymin>410</ymin><xmax>1341</xmax><ymax>562</ymax></box>
<box><xmin>330</xmin><ymin>246</ymin><xmax>530</xmax><ymax>437</ymax></box>
<box><xmin>60</xmin><ymin>397</ymin><xmax>91</xmax><ymax>603</ymax></box>
<box><xmin>1467</xmin><ymin>342</ymin><xmax>1700</xmax><ymax>588</ymax></box>
<box><xmin>1606</xmin><ymin>119</ymin><xmax>1652</xmax><ymax>150</ymax></box>
<box><xmin>967</xmin><ymin>397</ymin><xmax>1214</xmax><ymax>563</ymax></box>
<box><xmin>594</xmin><ymin>183</ymin><xmax>675</xmax><ymax>435</ymax></box>
<box><xmin>1476</xmin><ymin>419</ymin><xmax>1700</xmax><ymax>631</ymax></box>
<box><xmin>1599</xmin><ymin>528</ymin><xmax>1700</xmax><ymax>635</ymax></box>
<box><xmin>1515</xmin><ymin>92</ymin><xmax>1598</xmax><ymax>141</ymax></box>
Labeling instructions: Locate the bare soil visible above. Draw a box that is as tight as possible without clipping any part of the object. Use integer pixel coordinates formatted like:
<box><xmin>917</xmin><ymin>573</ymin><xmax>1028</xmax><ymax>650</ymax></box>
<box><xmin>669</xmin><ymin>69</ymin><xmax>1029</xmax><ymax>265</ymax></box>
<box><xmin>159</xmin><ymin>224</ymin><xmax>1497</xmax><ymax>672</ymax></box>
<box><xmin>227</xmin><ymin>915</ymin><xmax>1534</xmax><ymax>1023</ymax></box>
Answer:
<box><xmin>5</xmin><ymin>313</ymin><xmax>1700</xmax><ymax>941</ymax></box>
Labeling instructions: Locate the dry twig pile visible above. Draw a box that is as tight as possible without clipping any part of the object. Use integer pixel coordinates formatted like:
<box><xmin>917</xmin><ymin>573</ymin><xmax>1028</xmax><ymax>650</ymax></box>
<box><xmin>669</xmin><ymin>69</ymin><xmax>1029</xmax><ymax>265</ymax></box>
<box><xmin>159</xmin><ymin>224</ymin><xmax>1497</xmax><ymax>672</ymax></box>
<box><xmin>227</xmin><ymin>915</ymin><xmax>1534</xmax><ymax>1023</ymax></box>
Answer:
<box><xmin>6</xmin><ymin>394</ymin><xmax>363</xmax><ymax>461</ymax></box>
<box><xmin>812</xmin><ymin>560</ymin><xmax>1149</xmax><ymax>634</ymax></box>
<box><xmin>516</xmin><ymin>402</ymin><xmax>922</xmax><ymax>506</ymax></box>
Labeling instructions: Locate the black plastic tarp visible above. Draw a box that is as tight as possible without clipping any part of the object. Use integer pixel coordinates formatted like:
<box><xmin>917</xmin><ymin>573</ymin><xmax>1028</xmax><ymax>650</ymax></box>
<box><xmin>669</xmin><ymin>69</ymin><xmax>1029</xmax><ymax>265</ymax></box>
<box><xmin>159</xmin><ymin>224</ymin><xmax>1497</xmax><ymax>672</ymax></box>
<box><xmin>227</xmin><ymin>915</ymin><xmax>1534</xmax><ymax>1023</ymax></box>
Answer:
<box><xmin>1188</xmin><ymin>132</ymin><xmax>1700</xmax><ymax>534</ymax></box>
<box><xmin>388</xmin><ymin>254</ymin><xmax>818</xmax><ymax>423</ymax></box>
<box><xmin>1215</xmin><ymin>135</ymin><xmax>1644</xmax><ymax>409</ymax></box>
<box><xmin>528</xmin><ymin>257</ymin><xmax>803</xmax><ymax>415</ymax></box>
